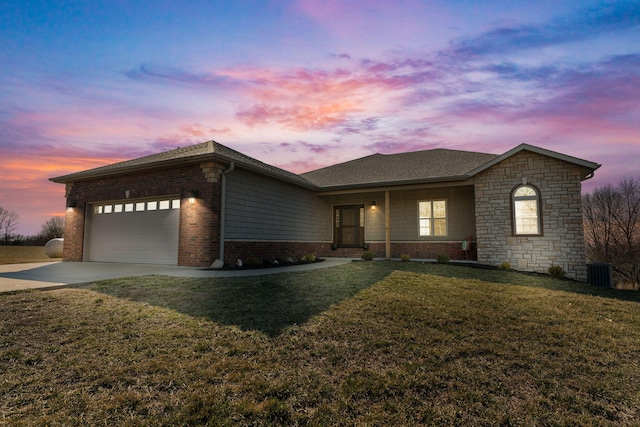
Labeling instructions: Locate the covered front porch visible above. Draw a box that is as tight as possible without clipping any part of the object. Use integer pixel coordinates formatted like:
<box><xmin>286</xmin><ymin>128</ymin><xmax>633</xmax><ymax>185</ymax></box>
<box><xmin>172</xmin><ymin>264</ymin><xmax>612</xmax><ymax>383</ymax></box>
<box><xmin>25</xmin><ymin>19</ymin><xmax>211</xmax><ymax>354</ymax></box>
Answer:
<box><xmin>321</xmin><ymin>182</ymin><xmax>478</xmax><ymax>261</ymax></box>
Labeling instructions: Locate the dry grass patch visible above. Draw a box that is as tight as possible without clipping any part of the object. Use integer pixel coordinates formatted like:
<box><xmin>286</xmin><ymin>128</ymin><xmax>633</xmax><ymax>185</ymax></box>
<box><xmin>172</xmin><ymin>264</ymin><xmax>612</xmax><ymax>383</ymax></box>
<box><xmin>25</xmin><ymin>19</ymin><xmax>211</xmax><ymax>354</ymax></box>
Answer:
<box><xmin>1</xmin><ymin>262</ymin><xmax>640</xmax><ymax>425</ymax></box>
<box><xmin>0</xmin><ymin>246</ymin><xmax>59</xmax><ymax>264</ymax></box>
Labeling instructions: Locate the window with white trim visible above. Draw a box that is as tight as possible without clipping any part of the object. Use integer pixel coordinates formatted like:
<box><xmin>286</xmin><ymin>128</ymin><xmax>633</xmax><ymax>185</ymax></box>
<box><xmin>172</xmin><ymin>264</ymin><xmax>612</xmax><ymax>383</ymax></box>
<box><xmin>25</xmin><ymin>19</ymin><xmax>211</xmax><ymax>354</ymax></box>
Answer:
<box><xmin>418</xmin><ymin>200</ymin><xmax>447</xmax><ymax>236</ymax></box>
<box><xmin>513</xmin><ymin>185</ymin><xmax>541</xmax><ymax>235</ymax></box>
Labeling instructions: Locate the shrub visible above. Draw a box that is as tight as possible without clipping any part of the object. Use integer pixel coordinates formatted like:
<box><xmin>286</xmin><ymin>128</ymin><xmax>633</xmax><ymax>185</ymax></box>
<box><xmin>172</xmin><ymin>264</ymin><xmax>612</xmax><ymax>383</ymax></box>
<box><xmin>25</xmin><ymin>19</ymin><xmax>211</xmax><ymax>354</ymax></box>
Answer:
<box><xmin>301</xmin><ymin>253</ymin><xmax>316</xmax><ymax>263</ymax></box>
<box><xmin>548</xmin><ymin>264</ymin><xmax>566</xmax><ymax>278</ymax></box>
<box><xmin>362</xmin><ymin>251</ymin><xmax>375</xmax><ymax>260</ymax></box>
<box><xmin>499</xmin><ymin>262</ymin><xmax>511</xmax><ymax>271</ymax></box>
<box><xmin>400</xmin><ymin>254</ymin><xmax>411</xmax><ymax>262</ymax></box>
<box><xmin>437</xmin><ymin>254</ymin><xmax>450</xmax><ymax>264</ymax></box>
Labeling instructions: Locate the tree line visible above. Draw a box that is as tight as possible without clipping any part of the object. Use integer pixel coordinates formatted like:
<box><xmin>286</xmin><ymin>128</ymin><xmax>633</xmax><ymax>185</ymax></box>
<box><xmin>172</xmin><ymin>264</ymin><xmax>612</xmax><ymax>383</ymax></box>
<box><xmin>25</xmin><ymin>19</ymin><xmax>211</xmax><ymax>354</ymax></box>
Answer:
<box><xmin>583</xmin><ymin>177</ymin><xmax>640</xmax><ymax>290</ymax></box>
<box><xmin>0</xmin><ymin>207</ymin><xmax>65</xmax><ymax>246</ymax></box>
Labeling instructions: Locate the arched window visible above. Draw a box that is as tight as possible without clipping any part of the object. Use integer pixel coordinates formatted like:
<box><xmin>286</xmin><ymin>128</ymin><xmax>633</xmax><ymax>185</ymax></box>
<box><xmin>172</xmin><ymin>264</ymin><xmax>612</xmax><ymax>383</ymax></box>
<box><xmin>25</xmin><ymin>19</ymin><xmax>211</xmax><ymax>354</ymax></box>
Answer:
<box><xmin>512</xmin><ymin>185</ymin><xmax>541</xmax><ymax>235</ymax></box>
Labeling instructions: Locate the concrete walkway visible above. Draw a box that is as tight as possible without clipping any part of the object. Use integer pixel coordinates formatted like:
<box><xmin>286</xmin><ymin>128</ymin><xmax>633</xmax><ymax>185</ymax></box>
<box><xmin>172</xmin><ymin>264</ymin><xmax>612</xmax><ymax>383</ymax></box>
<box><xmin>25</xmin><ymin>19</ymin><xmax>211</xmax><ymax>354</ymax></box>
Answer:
<box><xmin>0</xmin><ymin>259</ymin><xmax>354</xmax><ymax>293</ymax></box>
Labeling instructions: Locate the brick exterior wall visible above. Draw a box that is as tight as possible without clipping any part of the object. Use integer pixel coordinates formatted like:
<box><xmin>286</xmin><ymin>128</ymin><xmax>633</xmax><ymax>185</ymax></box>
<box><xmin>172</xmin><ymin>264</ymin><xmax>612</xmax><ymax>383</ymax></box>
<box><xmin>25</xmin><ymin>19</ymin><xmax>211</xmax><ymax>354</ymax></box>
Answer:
<box><xmin>63</xmin><ymin>163</ymin><xmax>224</xmax><ymax>267</ymax></box>
<box><xmin>474</xmin><ymin>150</ymin><xmax>588</xmax><ymax>280</ymax></box>
<box><xmin>63</xmin><ymin>182</ymin><xmax>85</xmax><ymax>261</ymax></box>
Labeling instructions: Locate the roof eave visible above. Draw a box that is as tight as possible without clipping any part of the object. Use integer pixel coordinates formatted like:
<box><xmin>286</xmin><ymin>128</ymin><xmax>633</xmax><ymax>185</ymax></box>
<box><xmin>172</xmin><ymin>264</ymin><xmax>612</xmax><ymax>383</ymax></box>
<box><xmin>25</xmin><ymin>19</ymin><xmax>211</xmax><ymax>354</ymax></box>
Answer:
<box><xmin>49</xmin><ymin>149</ymin><xmax>319</xmax><ymax>190</ymax></box>
<box><xmin>49</xmin><ymin>153</ymin><xmax>218</xmax><ymax>183</ymax></box>
<box><xmin>220</xmin><ymin>157</ymin><xmax>319</xmax><ymax>190</ymax></box>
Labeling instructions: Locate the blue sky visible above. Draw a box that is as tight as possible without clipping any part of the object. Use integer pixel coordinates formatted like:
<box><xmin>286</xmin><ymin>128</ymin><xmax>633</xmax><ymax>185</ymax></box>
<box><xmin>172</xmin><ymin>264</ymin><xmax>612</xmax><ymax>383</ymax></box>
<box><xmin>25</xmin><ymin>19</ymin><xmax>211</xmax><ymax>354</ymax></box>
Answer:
<box><xmin>1</xmin><ymin>0</ymin><xmax>639</xmax><ymax>234</ymax></box>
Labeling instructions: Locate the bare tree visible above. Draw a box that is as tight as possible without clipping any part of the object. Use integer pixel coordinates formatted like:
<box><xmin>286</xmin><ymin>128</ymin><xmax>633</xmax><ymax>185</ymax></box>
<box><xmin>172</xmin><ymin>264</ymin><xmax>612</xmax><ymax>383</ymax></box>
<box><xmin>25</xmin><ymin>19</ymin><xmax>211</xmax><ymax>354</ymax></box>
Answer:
<box><xmin>40</xmin><ymin>217</ymin><xmax>65</xmax><ymax>242</ymax></box>
<box><xmin>583</xmin><ymin>177</ymin><xmax>640</xmax><ymax>289</ymax></box>
<box><xmin>0</xmin><ymin>207</ymin><xmax>20</xmax><ymax>245</ymax></box>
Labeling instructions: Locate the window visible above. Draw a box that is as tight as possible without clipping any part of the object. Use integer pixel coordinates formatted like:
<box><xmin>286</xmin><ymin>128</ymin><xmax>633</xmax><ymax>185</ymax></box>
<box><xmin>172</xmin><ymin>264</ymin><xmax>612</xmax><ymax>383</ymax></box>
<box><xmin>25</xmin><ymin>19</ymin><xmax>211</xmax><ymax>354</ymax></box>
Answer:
<box><xmin>513</xmin><ymin>185</ymin><xmax>541</xmax><ymax>235</ymax></box>
<box><xmin>418</xmin><ymin>200</ymin><xmax>447</xmax><ymax>236</ymax></box>
<box><xmin>93</xmin><ymin>198</ymin><xmax>179</xmax><ymax>215</ymax></box>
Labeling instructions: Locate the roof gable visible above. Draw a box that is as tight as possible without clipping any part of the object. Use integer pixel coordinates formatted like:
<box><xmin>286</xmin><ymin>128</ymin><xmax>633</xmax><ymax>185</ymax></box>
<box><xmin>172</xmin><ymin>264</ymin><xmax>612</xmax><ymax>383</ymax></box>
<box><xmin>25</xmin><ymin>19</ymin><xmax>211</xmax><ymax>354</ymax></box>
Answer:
<box><xmin>466</xmin><ymin>143</ymin><xmax>601</xmax><ymax>179</ymax></box>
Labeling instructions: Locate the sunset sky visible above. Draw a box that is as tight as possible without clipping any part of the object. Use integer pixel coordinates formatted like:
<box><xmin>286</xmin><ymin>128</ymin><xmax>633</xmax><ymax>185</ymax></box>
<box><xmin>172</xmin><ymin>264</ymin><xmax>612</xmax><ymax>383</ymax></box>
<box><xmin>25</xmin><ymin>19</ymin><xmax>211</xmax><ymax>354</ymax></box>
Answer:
<box><xmin>1</xmin><ymin>0</ymin><xmax>639</xmax><ymax>235</ymax></box>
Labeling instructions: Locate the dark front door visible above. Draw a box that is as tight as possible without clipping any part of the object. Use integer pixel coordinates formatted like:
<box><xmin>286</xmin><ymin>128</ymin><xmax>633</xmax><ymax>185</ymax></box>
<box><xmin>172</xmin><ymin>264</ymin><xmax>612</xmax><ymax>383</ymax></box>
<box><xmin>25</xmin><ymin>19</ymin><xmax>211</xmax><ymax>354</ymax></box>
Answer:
<box><xmin>335</xmin><ymin>205</ymin><xmax>364</xmax><ymax>248</ymax></box>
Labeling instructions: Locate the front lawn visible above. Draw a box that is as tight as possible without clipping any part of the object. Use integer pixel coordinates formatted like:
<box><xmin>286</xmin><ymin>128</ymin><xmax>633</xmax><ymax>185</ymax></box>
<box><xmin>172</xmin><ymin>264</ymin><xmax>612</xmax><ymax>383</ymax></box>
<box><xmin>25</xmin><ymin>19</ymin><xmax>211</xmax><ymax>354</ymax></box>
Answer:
<box><xmin>1</xmin><ymin>262</ymin><xmax>639</xmax><ymax>425</ymax></box>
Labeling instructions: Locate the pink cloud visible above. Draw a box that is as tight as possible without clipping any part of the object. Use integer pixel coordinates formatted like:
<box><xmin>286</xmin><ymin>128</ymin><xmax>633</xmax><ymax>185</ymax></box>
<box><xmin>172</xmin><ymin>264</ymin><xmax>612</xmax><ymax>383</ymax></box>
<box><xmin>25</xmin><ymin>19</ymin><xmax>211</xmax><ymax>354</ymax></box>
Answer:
<box><xmin>224</xmin><ymin>59</ymin><xmax>441</xmax><ymax>131</ymax></box>
<box><xmin>236</xmin><ymin>102</ymin><xmax>361</xmax><ymax>131</ymax></box>
<box><xmin>127</xmin><ymin>56</ymin><xmax>443</xmax><ymax>134</ymax></box>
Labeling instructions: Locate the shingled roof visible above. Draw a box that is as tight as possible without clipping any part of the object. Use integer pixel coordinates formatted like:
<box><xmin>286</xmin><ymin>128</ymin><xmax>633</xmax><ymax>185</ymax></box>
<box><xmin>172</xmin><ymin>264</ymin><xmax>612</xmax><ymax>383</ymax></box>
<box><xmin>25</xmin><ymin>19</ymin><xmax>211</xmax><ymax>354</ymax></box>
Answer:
<box><xmin>301</xmin><ymin>148</ymin><xmax>498</xmax><ymax>189</ymax></box>
<box><xmin>51</xmin><ymin>141</ymin><xmax>600</xmax><ymax>189</ymax></box>
<box><xmin>50</xmin><ymin>140</ymin><xmax>314</xmax><ymax>188</ymax></box>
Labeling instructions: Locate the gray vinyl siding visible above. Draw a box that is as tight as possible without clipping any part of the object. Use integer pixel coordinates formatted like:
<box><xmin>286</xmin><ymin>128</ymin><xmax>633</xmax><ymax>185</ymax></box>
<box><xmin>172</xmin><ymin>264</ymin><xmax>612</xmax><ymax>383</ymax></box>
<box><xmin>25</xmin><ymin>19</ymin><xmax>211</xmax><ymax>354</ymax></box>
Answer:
<box><xmin>225</xmin><ymin>170</ymin><xmax>332</xmax><ymax>241</ymax></box>
<box><xmin>390</xmin><ymin>186</ymin><xmax>476</xmax><ymax>240</ymax></box>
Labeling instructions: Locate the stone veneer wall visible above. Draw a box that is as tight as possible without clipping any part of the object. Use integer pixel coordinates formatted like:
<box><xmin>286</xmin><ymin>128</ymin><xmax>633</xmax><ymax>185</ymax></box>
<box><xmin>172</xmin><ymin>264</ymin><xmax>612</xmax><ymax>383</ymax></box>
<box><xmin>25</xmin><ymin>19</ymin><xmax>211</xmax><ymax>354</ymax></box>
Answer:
<box><xmin>474</xmin><ymin>151</ymin><xmax>588</xmax><ymax>281</ymax></box>
<box><xmin>62</xmin><ymin>163</ymin><xmax>224</xmax><ymax>267</ymax></box>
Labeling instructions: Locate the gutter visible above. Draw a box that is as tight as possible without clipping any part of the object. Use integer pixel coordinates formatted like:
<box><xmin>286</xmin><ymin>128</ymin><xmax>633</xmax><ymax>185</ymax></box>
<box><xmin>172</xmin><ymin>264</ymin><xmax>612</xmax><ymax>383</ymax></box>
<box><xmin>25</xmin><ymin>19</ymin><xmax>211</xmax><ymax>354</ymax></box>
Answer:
<box><xmin>218</xmin><ymin>161</ymin><xmax>235</xmax><ymax>264</ymax></box>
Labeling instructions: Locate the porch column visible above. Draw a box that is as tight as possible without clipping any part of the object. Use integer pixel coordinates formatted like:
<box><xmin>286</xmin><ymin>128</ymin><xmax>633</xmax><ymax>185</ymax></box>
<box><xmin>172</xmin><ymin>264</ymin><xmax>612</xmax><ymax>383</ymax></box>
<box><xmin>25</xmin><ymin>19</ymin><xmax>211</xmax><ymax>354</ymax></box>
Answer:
<box><xmin>385</xmin><ymin>190</ymin><xmax>391</xmax><ymax>259</ymax></box>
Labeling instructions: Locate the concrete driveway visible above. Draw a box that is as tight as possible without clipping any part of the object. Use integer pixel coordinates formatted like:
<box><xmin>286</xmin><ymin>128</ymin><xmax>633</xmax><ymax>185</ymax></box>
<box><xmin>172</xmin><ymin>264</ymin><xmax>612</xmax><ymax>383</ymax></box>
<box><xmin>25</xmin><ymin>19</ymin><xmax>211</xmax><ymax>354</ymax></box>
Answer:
<box><xmin>0</xmin><ymin>259</ymin><xmax>353</xmax><ymax>293</ymax></box>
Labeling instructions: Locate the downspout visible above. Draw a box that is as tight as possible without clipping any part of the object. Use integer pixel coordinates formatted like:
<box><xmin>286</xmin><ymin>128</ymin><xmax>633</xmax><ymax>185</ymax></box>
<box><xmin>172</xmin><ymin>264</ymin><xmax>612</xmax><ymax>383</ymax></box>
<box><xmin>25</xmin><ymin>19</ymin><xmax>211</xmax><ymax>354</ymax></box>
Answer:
<box><xmin>218</xmin><ymin>161</ymin><xmax>235</xmax><ymax>264</ymax></box>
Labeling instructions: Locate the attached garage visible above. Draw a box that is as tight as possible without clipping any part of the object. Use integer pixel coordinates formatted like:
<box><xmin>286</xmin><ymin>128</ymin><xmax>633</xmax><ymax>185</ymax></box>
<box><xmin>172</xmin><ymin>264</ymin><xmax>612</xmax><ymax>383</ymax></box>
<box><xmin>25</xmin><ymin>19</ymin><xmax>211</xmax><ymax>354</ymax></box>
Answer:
<box><xmin>84</xmin><ymin>198</ymin><xmax>181</xmax><ymax>265</ymax></box>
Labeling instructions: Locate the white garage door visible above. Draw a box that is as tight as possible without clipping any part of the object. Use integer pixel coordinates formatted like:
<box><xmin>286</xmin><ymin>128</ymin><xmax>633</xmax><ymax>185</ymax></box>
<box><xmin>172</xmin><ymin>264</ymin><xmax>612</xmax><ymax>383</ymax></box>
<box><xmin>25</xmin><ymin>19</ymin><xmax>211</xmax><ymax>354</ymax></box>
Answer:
<box><xmin>85</xmin><ymin>198</ymin><xmax>181</xmax><ymax>265</ymax></box>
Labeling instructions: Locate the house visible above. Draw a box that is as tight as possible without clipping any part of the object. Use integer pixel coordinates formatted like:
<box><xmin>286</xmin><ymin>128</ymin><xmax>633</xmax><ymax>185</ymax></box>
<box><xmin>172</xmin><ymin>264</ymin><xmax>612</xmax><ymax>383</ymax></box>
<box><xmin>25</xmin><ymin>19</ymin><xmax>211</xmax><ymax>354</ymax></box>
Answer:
<box><xmin>50</xmin><ymin>141</ymin><xmax>600</xmax><ymax>280</ymax></box>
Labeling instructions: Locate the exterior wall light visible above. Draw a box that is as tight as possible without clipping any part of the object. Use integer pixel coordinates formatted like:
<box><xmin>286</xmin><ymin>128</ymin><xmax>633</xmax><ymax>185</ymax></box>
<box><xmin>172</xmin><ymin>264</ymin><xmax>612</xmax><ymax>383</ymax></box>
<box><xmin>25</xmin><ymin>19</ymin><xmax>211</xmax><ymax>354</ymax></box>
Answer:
<box><xmin>187</xmin><ymin>190</ymin><xmax>198</xmax><ymax>205</ymax></box>
<box><xmin>66</xmin><ymin>200</ymin><xmax>77</xmax><ymax>213</ymax></box>
<box><xmin>371</xmin><ymin>200</ymin><xmax>377</xmax><ymax>209</ymax></box>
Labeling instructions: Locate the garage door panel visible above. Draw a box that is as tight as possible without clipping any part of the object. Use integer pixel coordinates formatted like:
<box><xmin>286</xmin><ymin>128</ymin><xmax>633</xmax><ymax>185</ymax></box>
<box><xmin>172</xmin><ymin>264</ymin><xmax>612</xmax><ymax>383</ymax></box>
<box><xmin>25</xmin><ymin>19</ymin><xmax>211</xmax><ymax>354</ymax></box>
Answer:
<box><xmin>85</xmin><ymin>199</ymin><xmax>180</xmax><ymax>265</ymax></box>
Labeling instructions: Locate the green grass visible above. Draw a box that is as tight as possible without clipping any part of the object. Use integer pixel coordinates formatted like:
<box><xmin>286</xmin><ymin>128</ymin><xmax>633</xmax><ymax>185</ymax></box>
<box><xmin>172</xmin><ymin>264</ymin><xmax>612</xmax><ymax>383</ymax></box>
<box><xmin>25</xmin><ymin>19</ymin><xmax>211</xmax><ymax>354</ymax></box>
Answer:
<box><xmin>1</xmin><ymin>262</ymin><xmax>640</xmax><ymax>425</ymax></box>
<box><xmin>0</xmin><ymin>246</ymin><xmax>60</xmax><ymax>264</ymax></box>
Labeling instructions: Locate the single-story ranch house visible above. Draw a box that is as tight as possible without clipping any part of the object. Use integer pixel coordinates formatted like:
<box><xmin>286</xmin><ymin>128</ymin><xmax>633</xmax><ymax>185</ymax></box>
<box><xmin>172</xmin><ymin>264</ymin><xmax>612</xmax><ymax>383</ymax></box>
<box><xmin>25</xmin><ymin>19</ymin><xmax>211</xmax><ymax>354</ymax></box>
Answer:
<box><xmin>51</xmin><ymin>141</ymin><xmax>600</xmax><ymax>280</ymax></box>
